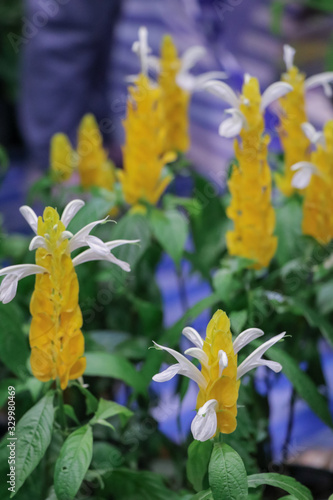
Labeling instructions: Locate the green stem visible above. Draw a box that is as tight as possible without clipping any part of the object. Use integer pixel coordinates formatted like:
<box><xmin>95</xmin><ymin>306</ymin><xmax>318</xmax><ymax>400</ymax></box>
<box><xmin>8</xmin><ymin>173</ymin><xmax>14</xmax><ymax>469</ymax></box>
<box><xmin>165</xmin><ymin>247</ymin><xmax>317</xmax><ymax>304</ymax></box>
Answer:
<box><xmin>57</xmin><ymin>380</ymin><xmax>67</xmax><ymax>431</ymax></box>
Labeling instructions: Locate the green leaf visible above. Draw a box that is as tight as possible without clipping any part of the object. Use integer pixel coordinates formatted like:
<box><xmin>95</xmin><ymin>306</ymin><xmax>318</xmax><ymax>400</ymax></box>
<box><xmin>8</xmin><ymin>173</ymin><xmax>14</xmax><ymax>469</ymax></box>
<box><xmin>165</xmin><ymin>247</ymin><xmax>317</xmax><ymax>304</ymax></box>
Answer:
<box><xmin>72</xmin><ymin>383</ymin><xmax>98</xmax><ymax>415</ymax></box>
<box><xmin>54</xmin><ymin>425</ymin><xmax>93</xmax><ymax>500</ymax></box>
<box><xmin>90</xmin><ymin>398</ymin><xmax>133</xmax><ymax>427</ymax></box>
<box><xmin>230</xmin><ymin>309</ymin><xmax>248</xmax><ymax>335</ymax></box>
<box><xmin>262</xmin><ymin>345</ymin><xmax>333</xmax><ymax>428</ymax></box>
<box><xmin>191</xmin><ymin>490</ymin><xmax>213</xmax><ymax>500</ymax></box>
<box><xmin>0</xmin><ymin>302</ymin><xmax>29</xmax><ymax>378</ymax></box>
<box><xmin>13</xmin><ymin>391</ymin><xmax>54</xmax><ymax>496</ymax></box>
<box><xmin>63</xmin><ymin>405</ymin><xmax>80</xmax><ymax>425</ymax></box>
<box><xmin>85</xmin><ymin>352</ymin><xmax>145</xmax><ymax>393</ymax></box>
<box><xmin>247</xmin><ymin>473</ymin><xmax>313</xmax><ymax>500</ymax></box>
<box><xmin>295</xmin><ymin>300</ymin><xmax>333</xmax><ymax>348</ymax></box>
<box><xmin>67</xmin><ymin>196</ymin><xmax>115</xmax><ymax>234</ymax></box>
<box><xmin>187</xmin><ymin>440</ymin><xmax>212</xmax><ymax>492</ymax></box>
<box><xmin>275</xmin><ymin>198</ymin><xmax>303</xmax><ymax>266</ymax></box>
<box><xmin>208</xmin><ymin>443</ymin><xmax>248</xmax><ymax>500</ymax></box>
<box><xmin>150</xmin><ymin>209</ymin><xmax>188</xmax><ymax>266</ymax></box>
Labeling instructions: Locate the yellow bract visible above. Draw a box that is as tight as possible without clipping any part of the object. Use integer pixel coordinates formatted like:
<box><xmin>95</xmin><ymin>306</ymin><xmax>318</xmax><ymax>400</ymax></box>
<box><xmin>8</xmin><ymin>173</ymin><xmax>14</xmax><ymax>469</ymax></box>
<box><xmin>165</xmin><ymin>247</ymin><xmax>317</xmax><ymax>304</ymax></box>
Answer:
<box><xmin>77</xmin><ymin>114</ymin><xmax>116</xmax><ymax>191</ymax></box>
<box><xmin>276</xmin><ymin>66</ymin><xmax>311</xmax><ymax>196</ymax></box>
<box><xmin>118</xmin><ymin>74</ymin><xmax>172</xmax><ymax>208</ymax></box>
<box><xmin>29</xmin><ymin>207</ymin><xmax>86</xmax><ymax>390</ymax></box>
<box><xmin>302</xmin><ymin>120</ymin><xmax>333</xmax><ymax>244</ymax></box>
<box><xmin>226</xmin><ymin>77</ymin><xmax>277</xmax><ymax>269</ymax></box>
<box><xmin>159</xmin><ymin>35</ymin><xmax>190</xmax><ymax>154</ymax></box>
<box><xmin>197</xmin><ymin>310</ymin><xmax>239</xmax><ymax>434</ymax></box>
<box><xmin>50</xmin><ymin>133</ymin><xmax>75</xmax><ymax>182</ymax></box>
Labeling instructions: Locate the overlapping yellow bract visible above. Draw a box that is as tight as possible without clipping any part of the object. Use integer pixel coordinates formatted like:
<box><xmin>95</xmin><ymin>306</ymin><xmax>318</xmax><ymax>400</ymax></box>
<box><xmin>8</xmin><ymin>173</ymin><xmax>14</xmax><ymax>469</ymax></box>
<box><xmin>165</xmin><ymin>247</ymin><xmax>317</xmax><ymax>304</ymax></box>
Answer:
<box><xmin>197</xmin><ymin>310</ymin><xmax>239</xmax><ymax>434</ymax></box>
<box><xmin>302</xmin><ymin>120</ymin><xmax>333</xmax><ymax>244</ymax></box>
<box><xmin>50</xmin><ymin>133</ymin><xmax>74</xmax><ymax>182</ymax></box>
<box><xmin>226</xmin><ymin>77</ymin><xmax>277</xmax><ymax>269</ymax></box>
<box><xmin>276</xmin><ymin>66</ymin><xmax>311</xmax><ymax>196</ymax></box>
<box><xmin>30</xmin><ymin>207</ymin><xmax>85</xmax><ymax>389</ymax></box>
<box><xmin>119</xmin><ymin>74</ymin><xmax>172</xmax><ymax>208</ymax></box>
<box><xmin>159</xmin><ymin>35</ymin><xmax>190</xmax><ymax>154</ymax></box>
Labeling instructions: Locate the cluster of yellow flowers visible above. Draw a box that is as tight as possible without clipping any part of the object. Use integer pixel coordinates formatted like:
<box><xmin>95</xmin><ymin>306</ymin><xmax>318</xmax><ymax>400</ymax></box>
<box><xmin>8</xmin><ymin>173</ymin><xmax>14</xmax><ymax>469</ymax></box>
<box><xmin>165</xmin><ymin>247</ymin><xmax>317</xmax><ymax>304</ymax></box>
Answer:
<box><xmin>227</xmin><ymin>77</ymin><xmax>278</xmax><ymax>269</ymax></box>
<box><xmin>50</xmin><ymin>114</ymin><xmax>116</xmax><ymax>192</ymax></box>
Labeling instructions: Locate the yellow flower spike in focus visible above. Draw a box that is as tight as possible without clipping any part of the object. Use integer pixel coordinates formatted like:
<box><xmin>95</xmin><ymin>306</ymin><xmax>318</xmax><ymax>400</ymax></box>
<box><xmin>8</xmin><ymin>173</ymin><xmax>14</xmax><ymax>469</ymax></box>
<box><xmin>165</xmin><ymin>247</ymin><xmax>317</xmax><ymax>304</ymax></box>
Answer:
<box><xmin>204</xmin><ymin>75</ymin><xmax>292</xmax><ymax>268</ymax></box>
<box><xmin>0</xmin><ymin>200</ymin><xmax>139</xmax><ymax>389</ymax></box>
<box><xmin>153</xmin><ymin>309</ymin><xmax>285</xmax><ymax>441</ymax></box>
<box><xmin>276</xmin><ymin>45</ymin><xmax>333</xmax><ymax>196</ymax></box>
<box><xmin>291</xmin><ymin>120</ymin><xmax>333</xmax><ymax>244</ymax></box>
<box><xmin>50</xmin><ymin>133</ymin><xmax>75</xmax><ymax>182</ymax></box>
<box><xmin>158</xmin><ymin>35</ymin><xmax>190</xmax><ymax>154</ymax></box>
<box><xmin>77</xmin><ymin>113</ymin><xmax>116</xmax><ymax>191</ymax></box>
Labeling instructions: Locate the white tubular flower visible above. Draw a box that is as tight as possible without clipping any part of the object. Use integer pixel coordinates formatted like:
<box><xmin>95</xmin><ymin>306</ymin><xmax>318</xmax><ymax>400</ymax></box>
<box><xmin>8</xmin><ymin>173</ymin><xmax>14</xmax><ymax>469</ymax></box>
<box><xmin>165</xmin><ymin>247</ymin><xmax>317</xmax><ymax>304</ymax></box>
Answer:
<box><xmin>301</xmin><ymin>122</ymin><xmax>325</xmax><ymax>147</ymax></box>
<box><xmin>152</xmin><ymin>312</ymin><xmax>286</xmax><ymax>441</ymax></box>
<box><xmin>203</xmin><ymin>77</ymin><xmax>292</xmax><ymax>138</ymax></box>
<box><xmin>283</xmin><ymin>44</ymin><xmax>333</xmax><ymax>97</ymax></box>
<box><xmin>0</xmin><ymin>200</ymin><xmax>139</xmax><ymax>303</ymax></box>
<box><xmin>132</xmin><ymin>26</ymin><xmax>152</xmax><ymax>76</ymax></box>
<box><xmin>291</xmin><ymin>161</ymin><xmax>320</xmax><ymax>189</ymax></box>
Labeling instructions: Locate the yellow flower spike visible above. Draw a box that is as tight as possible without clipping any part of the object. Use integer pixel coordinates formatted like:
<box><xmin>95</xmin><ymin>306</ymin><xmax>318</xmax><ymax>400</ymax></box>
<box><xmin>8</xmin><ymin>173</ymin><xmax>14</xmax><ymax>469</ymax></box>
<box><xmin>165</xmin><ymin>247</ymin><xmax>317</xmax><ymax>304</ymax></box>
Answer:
<box><xmin>0</xmin><ymin>200</ymin><xmax>139</xmax><ymax>389</ymax></box>
<box><xmin>50</xmin><ymin>133</ymin><xmax>75</xmax><ymax>182</ymax></box>
<box><xmin>158</xmin><ymin>35</ymin><xmax>190</xmax><ymax>154</ymax></box>
<box><xmin>77</xmin><ymin>113</ymin><xmax>116</xmax><ymax>191</ymax></box>
<box><xmin>119</xmin><ymin>73</ymin><xmax>172</xmax><ymax>209</ymax></box>
<box><xmin>276</xmin><ymin>45</ymin><xmax>333</xmax><ymax>196</ymax></box>
<box><xmin>153</xmin><ymin>309</ymin><xmax>285</xmax><ymax>442</ymax></box>
<box><xmin>292</xmin><ymin>120</ymin><xmax>333</xmax><ymax>244</ymax></box>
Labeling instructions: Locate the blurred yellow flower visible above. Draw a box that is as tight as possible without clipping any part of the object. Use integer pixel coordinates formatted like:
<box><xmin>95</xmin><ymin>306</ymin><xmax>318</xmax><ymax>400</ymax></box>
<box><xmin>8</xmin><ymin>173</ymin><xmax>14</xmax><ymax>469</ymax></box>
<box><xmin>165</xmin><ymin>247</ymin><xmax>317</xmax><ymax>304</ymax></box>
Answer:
<box><xmin>50</xmin><ymin>133</ymin><xmax>75</xmax><ymax>182</ymax></box>
<box><xmin>118</xmin><ymin>74</ymin><xmax>172</xmax><ymax>209</ymax></box>
<box><xmin>77</xmin><ymin>114</ymin><xmax>116</xmax><ymax>191</ymax></box>
<box><xmin>158</xmin><ymin>35</ymin><xmax>190</xmax><ymax>154</ymax></box>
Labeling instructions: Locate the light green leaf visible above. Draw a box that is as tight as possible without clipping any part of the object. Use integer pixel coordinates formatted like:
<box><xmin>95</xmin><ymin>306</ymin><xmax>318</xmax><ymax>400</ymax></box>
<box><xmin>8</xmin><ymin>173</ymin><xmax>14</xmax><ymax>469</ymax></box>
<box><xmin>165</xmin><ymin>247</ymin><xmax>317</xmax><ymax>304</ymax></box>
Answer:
<box><xmin>150</xmin><ymin>209</ymin><xmax>188</xmax><ymax>266</ymax></box>
<box><xmin>261</xmin><ymin>345</ymin><xmax>333</xmax><ymax>428</ymax></box>
<box><xmin>0</xmin><ymin>302</ymin><xmax>29</xmax><ymax>378</ymax></box>
<box><xmin>54</xmin><ymin>425</ymin><xmax>93</xmax><ymax>500</ymax></box>
<box><xmin>248</xmin><ymin>473</ymin><xmax>313</xmax><ymax>500</ymax></box>
<box><xmin>208</xmin><ymin>443</ymin><xmax>248</xmax><ymax>500</ymax></box>
<box><xmin>13</xmin><ymin>391</ymin><xmax>54</xmax><ymax>496</ymax></box>
<box><xmin>230</xmin><ymin>309</ymin><xmax>248</xmax><ymax>335</ymax></box>
<box><xmin>85</xmin><ymin>352</ymin><xmax>145</xmax><ymax>393</ymax></box>
<box><xmin>191</xmin><ymin>490</ymin><xmax>213</xmax><ymax>500</ymax></box>
<box><xmin>90</xmin><ymin>398</ymin><xmax>133</xmax><ymax>427</ymax></box>
<box><xmin>187</xmin><ymin>440</ymin><xmax>212</xmax><ymax>492</ymax></box>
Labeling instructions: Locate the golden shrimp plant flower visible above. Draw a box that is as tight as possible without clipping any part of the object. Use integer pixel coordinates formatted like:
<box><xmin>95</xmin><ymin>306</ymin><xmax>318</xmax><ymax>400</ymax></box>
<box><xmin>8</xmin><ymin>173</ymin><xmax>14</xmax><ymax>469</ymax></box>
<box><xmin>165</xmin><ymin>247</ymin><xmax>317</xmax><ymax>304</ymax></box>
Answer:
<box><xmin>50</xmin><ymin>133</ymin><xmax>75</xmax><ymax>182</ymax></box>
<box><xmin>0</xmin><ymin>200</ymin><xmax>139</xmax><ymax>389</ymax></box>
<box><xmin>204</xmin><ymin>75</ymin><xmax>292</xmax><ymax>268</ymax></box>
<box><xmin>276</xmin><ymin>45</ymin><xmax>333</xmax><ymax>196</ymax></box>
<box><xmin>153</xmin><ymin>309</ymin><xmax>285</xmax><ymax>442</ymax></box>
<box><xmin>291</xmin><ymin>120</ymin><xmax>333</xmax><ymax>244</ymax></box>
<box><xmin>119</xmin><ymin>27</ymin><xmax>173</xmax><ymax>209</ymax></box>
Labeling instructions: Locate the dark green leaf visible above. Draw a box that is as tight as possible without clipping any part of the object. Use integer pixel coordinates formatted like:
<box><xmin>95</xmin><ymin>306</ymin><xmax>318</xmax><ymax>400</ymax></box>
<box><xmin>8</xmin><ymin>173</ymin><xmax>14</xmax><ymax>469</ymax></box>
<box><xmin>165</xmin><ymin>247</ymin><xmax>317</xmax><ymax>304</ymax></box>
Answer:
<box><xmin>54</xmin><ymin>425</ymin><xmax>93</xmax><ymax>500</ymax></box>
<box><xmin>248</xmin><ymin>473</ymin><xmax>313</xmax><ymax>500</ymax></box>
<box><xmin>208</xmin><ymin>443</ymin><xmax>248</xmax><ymax>500</ymax></box>
<box><xmin>191</xmin><ymin>490</ymin><xmax>213</xmax><ymax>500</ymax></box>
<box><xmin>187</xmin><ymin>440</ymin><xmax>212</xmax><ymax>492</ymax></box>
<box><xmin>13</xmin><ymin>392</ymin><xmax>54</xmax><ymax>496</ymax></box>
<box><xmin>0</xmin><ymin>302</ymin><xmax>29</xmax><ymax>378</ymax></box>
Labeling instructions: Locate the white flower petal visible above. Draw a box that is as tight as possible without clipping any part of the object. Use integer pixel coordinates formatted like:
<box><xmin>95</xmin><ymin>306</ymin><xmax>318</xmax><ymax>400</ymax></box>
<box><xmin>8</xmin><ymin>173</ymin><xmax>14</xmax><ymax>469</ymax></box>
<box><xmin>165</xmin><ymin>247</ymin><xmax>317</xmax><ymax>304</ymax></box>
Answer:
<box><xmin>258</xmin><ymin>359</ymin><xmax>282</xmax><ymax>373</ymax></box>
<box><xmin>203</xmin><ymin>80</ymin><xmax>240</xmax><ymax>108</ymax></box>
<box><xmin>233</xmin><ymin>328</ymin><xmax>264</xmax><ymax>354</ymax></box>
<box><xmin>283</xmin><ymin>44</ymin><xmax>296</xmax><ymax>71</ymax></box>
<box><xmin>0</xmin><ymin>275</ymin><xmax>19</xmax><ymax>304</ymax></box>
<box><xmin>184</xmin><ymin>347</ymin><xmax>208</xmax><ymax>366</ymax></box>
<box><xmin>218</xmin><ymin>109</ymin><xmax>245</xmax><ymax>138</ymax></box>
<box><xmin>105</xmin><ymin>239</ymin><xmax>140</xmax><ymax>251</ymax></box>
<box><xmin>218</xmin><ymin>350</ymin><xmax>228</xmax><ymax>377</ymax></box>
<box><xmin>68</xmin><ymin>218</ymin><xmax>109</xmax><ymax>252</ymax></box>
<box><xmin>152</xmin><ymin>364</ymin><xmax>181</xmax><ymax>382</ymax></box>
<box><xmin>29</xmin><ymin>236</ymin><xmax>48</xmax><ymax>251</ymax></box>
<box><xmin>152</xmin><ymin>341</ymin><xmax>207</xmax><ymax>388</ymax></box>
<box><xmin>178</xmin><ymin>71</ymin><xmax>227</xmax><ymax>93</ymax></box>
<box><xmin>60</xmin><ymin>199</ymin><xmax>85</xmax><ymax>228</ymax></box>
<box><xmin>191</xmin><ymin>399</ymin><xmax>218</xmax><ymax>442</ymax></box>
<box><xmin>181</xmin><ymin>45</ymin><xmax>206</xmax><ymax>73</ymax></box>
<box><xmin>305</xmin><ymin>72</ymin><xmax>333</xmax><ymax>92</ymax></box>
<box><xmin>19</xmin><ymin>206</ymin><xmax>38</xmax><ymax>234</ymax></box>
<box><xmin>237</xmin><ymin>332</ymin><xmax>286</xmax><ymax>379</ymax></box>
<box><xmin>260</xmin><ymin>82</ymin><xmax>293</xmax><ymax>111</ymax></box>
<box><xmin>0</xmin><ymin>264</ymin><xmax>47</xmax><ymax>303</ymax></box>
<box><xmin>301</xmin><ymin>122</ymin><xmax>325</xmax><ymax>146</ymax></box>
<box><xmin>132</xmin><ymin>26</ymin><xmax>151</xmax><ymax>75</ymax></box>
<box><xmin>182</xmin><ymin>326</ymin><xmax>204</xmax><ymax>348</ymax></box>
<box><xmin>72</xmin><ymin>247</ymin><xmax>130</xmax><ymax>272</ymax></box>
<box><xmin>291</xmin><ymin>161</ymin><xmax>318</xmax><ymax>189</ymax></box>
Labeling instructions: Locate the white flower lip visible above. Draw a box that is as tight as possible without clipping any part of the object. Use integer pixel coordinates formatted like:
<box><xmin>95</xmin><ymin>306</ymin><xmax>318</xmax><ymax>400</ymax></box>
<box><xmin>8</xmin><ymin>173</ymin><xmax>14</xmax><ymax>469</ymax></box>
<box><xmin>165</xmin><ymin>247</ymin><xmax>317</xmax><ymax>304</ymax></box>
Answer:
<box><xmin>182</xmin><ymin>326</ymin><xmax>203</xmax><ymax>348</ymax></box>
<box><xmin>291</xmin><ymin>161</ymin><xmax>319</xmax><ymax>189</ymax></box>
<box><xmin>301</xmin><ymin>122</ymin><xmax>325</xmax><ymax>146</ymax></box>
<box><xmin>19</xmin><ymin>206</ymin><xmax>38</xmax><ymax>234</ymax></box>
<box><xmin>191</xmin><ymin>399</ymin><xmax>218</xmax><ymax>442</ymax></box>
<box><xmin>0</xmin><ymin>264</ymin><xmax>48</xmax><ymax>304</ymax></box>
<box><xmin>260</xmin><ymin>82</ymin><xmax>292</xmax><ymax>111</ymax></box>
<box><xmin>283</xmin><ymin>44</ymin><xmax>296</xmax><ymax>71</ymax></box>
<box><xmin>203</xmin><ymin>80</ymin><xmax>240</xmax><ymax>108</ymax></box>
<box><xmin>132</xmin><ymin>26</ymin><xmax>152</xmax><ymax>76</ymax></box>
<box><xmin>233</xmin><ymin>327</ymin><xmax>264</xmax><ymax>354</ymax></box>
<box><xmin>218</xmin><ymin>108</ymin><xmax>245</xmax><ymax>138</ymax></box>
